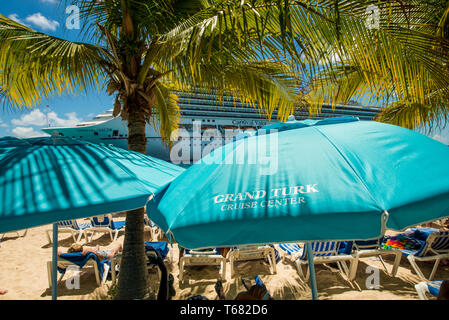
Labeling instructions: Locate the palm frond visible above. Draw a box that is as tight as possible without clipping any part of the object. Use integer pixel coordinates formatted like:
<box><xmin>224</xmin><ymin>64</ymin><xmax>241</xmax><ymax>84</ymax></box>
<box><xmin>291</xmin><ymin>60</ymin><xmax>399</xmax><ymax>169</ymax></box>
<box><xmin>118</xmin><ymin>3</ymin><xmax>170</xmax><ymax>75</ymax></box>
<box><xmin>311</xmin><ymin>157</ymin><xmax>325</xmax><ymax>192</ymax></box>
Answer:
<box><xmin>0</xmin><ymin>14</ymin><xmax>108</xmax><ymax>109</ymax></box>
<box><xmin>151</xmin><ymin>81</ymin><xmax>180</xmax><ymax>148</ymax></box>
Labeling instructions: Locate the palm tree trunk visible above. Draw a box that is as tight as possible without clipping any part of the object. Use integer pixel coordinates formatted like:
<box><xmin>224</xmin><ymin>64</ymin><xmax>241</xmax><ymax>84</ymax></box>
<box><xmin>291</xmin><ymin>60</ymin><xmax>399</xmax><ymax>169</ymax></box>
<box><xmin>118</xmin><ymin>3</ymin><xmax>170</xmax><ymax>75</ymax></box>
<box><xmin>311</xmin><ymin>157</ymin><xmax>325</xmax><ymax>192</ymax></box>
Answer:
<box><xmin>115</xmin><ymin>107</ymin><xmax>149</xmax><ymax>300</ymax></box>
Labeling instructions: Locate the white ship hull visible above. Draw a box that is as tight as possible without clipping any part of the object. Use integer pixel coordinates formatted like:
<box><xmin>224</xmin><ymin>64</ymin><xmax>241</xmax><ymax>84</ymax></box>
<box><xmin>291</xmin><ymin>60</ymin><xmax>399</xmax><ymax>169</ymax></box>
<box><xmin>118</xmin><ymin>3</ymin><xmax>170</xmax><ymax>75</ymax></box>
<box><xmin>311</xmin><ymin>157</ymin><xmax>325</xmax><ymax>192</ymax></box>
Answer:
<box><xmin>42</xmin><ymin>91</ymin><xmax>379</xmax><ymax>163</ymax></box>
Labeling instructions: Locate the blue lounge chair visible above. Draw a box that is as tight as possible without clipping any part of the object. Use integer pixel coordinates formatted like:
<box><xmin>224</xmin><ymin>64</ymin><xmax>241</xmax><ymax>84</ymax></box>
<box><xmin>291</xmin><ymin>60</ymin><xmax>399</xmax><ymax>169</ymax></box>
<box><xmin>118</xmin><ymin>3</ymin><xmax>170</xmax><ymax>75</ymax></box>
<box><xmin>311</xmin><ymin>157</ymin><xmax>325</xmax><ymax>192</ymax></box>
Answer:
<box><xmin>85</xmin><ymin>214</ymin><xmax>126</xmax><ymax>242</ymax></box>
<box><xmin>46</xmin><ymin>220</ymin><xmax>92</xmax><ymax>243</ymax></box>
<box><xmin>394</xmin><ymin>228</ymin><xmax>449</xmax><ymax>280</ymax></box>
<box><xmin>47</xmin><ymin>252</ymin><xmax>111</xmax><ymax>287</ymax></box>
<box><xmin>278</xmin><ymin>241</ymin><xmax>358</xmax><ymax>283</ymax></box>
<box><xmin>110</xmin><ymin>241</ymin><xmax>170</xmax><ymax>284</ymax></box>
<box><xmin>415</xmin><ymin>280</ymin><xmax>443</xmax><ymax>300</ymax></box>
<box><xmin>145</xmin><ymin>241</ymin><xmax>170</xmax><ymax>260</ymax></box>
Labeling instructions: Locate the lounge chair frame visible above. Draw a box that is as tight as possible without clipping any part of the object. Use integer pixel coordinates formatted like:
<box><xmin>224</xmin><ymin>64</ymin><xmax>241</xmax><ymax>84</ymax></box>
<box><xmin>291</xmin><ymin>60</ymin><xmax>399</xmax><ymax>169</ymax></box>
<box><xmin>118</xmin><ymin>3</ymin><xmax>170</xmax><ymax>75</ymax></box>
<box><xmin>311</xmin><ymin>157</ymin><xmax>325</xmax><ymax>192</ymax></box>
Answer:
<box><xmin>45</xmin><ymin>220</ymin><xmax>88</xmax><ymax>244</ymax></box>
<box><xmin>46</xmin><ymin>256</ymin><xmax>111</xmax><ymax>288</ymax></box>
<box><xmin>228</xmin><ymin>245</ymin><xmax>277</xmax><ymax>278</ymax></box>
<box><xmin>111</xmin><ymin>250</ymin><xmax>170</xmax><ymax>284</ymax></box>
<box><xmin>353</xmin><ymin>239</ymin><xmax>402</xmax><ymax>277</ymax></box>
<box><xmin>179</xmin><ymin>249</ymin><xmax>227</xmax><ymax>283</ymax></box>
<box><xmin>143</xmin><ymin>216</ymin><xmax>154</xmax><ymax>241</ymax></box>
<box><xmin>404</xmin><ymin>230</ymin><xmax>449</xmax><ymax>280</ymax></box>
<box><xmin>1</xmin><ymin>229</ymin><xmax>28</xmax><ymax>240</ymax></box>
<box><xmin>415</xmin><ymin>281</ymin><xmax>432</xmax><ymax>300</ymax></box>
<box><xmin>279</xmin><ymin>242</ymin><xmax>358</xmax><ymax>283</ymax></box>
<box><xmin>84</xmin><ymin>214</ymin><xmax>124</xmax><ymax>242</ymax></box>
<box><xmin>414</xmin><ymin>280</ymin><xmax>443</xmax><ymax>300</ymax></box>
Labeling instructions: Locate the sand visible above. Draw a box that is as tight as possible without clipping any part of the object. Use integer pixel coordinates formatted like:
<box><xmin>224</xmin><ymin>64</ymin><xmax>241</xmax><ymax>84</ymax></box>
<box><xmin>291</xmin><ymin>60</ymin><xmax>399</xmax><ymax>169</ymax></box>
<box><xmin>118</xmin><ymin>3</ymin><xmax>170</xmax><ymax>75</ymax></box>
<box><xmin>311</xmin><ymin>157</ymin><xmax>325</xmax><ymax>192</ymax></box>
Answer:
<box><xmin>0</xmin><ymin>217</ymin><xmax>448</xmax><ymax>300</ymax></box>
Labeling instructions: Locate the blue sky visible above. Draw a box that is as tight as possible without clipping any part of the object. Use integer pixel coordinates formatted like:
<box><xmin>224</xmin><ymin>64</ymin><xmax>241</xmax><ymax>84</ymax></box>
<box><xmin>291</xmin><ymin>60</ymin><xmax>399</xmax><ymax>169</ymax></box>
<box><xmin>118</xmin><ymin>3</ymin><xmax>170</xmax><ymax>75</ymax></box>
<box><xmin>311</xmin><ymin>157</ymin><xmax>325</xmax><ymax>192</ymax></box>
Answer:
<box><xmin>0</xmin><ymin>0</ymin><xmax>112</xmax><ymax>138</ymax></box>
<box><xmin>1</xmin><ymin>0</ymin><xmax>449</xmax><ymax>144</ymax></box>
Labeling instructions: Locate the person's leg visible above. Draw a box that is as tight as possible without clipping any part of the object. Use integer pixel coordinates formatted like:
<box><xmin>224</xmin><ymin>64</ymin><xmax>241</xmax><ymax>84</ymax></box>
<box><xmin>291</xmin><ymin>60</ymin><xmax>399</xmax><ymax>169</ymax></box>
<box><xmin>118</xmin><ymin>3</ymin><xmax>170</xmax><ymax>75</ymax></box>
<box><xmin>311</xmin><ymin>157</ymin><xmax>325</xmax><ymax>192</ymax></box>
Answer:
<box><xmin>109</xmin><ymin>243</ymin><xmax>122</xmax><ymax>258</ymax></box>
<box><xmin>0</xmin><ymin>289</ymin><xmax>7</xmax><ymax>295</ymax></box>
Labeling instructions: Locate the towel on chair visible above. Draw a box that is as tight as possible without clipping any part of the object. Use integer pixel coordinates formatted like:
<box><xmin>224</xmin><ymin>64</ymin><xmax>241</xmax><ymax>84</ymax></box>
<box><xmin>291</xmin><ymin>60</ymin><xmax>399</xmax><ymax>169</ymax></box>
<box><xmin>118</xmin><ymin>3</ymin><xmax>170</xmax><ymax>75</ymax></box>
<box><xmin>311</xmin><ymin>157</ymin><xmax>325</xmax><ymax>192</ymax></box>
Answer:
<box><xmin>383</xmin><ymin>234</ymin><xmax>423</xmax><ymax>251</ymax></box>
<box><xmin>57</xmin><ymin>252</ymin><xmax>107</xmax><ymax>279</ymax></box>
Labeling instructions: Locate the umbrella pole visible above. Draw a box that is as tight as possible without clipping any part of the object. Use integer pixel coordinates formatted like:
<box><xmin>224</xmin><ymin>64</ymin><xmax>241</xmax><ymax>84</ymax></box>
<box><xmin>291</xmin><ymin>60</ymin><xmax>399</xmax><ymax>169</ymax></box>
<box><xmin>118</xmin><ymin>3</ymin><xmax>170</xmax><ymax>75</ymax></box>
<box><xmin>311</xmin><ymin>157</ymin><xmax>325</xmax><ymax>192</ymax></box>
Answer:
<box><xmin>51</xmin><ymin>223</ymin><xmax>58</xmax><ymax>300</ymax></box>
<box><xmin>306</xmin><ymin>242</ymin><xmax>318</xmax><ymax>300</ymax></box>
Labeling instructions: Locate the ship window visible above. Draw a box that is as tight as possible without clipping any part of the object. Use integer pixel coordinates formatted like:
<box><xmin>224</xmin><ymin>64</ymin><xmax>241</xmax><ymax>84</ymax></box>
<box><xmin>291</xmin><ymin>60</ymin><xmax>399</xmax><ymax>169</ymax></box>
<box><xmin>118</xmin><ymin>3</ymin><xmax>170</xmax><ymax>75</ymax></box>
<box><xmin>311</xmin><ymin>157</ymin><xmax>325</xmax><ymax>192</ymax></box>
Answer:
<box><xmin>113</xmin><ymin>130</ymin><xmax>119</xmax><ymax>137</ymax></box>
<box><xmin>119</xmin><ymin>134</ymin><xmax>123</xmax><ymax>137</ymax></box>
<box><xmin>94</xmin><ymin>132</ymin><xmax>99</xmax><ymax>136</ymax></box>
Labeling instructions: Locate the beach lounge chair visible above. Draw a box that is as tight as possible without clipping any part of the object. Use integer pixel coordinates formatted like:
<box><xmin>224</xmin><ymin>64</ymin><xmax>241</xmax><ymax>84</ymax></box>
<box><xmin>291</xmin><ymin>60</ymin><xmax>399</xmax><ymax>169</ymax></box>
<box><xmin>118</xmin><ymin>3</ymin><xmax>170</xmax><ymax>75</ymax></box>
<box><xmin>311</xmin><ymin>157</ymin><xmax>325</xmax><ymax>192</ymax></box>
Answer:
<box><xmin>84</xmin><ymin>214</ymin><xmax>126</xmax><ymax>242</ymax></box>
<box><xmin>144</xmin><ymin>216</ymin><xmax>155</xmax><ymax>240</ymax></box>
<box><xmin>278</xmin><ymin>241</ymin><xmax>358</xmax><ymax>282</ymax></box>
<box><xmin>352</xmin><ymin>237</ymin><xmax>402</xmax><ymax>277</ymax></box>
<box><xmin>395</xmin><ymin>228</ymin><xmax>449</xmax><ymax>280</ymax></box>
<box><xmin>47</xmin><ymin>252</ymin><xmax>113</xmax><ymax>287</ymax></box>
<box><xmin>228</xmin><ymin>245</ymin><xmax>277</xmax><ymax>278</ymax></box>
<box><xmin>1</xmin><ymin>229</ymin><xmax>28</xmax><ymax>240</ymax></box>
<box><xmin>179</xmin><ymin>248</ymin><xmax>227</xmax><ymax>283</ymax></box>
<box><xmin>110</xmin><ymin>241</ymin><xmax>170</xmax><ymax>284</ymax></box>
<box><xmin>415</xmin><ymin>280</ymin><xmax>443</xmax><ymax>300</ymax></box>
<box><xmin>45</xmin><ymin>220</ymin><xmax>92</xmax><ymax>244</ymax></box>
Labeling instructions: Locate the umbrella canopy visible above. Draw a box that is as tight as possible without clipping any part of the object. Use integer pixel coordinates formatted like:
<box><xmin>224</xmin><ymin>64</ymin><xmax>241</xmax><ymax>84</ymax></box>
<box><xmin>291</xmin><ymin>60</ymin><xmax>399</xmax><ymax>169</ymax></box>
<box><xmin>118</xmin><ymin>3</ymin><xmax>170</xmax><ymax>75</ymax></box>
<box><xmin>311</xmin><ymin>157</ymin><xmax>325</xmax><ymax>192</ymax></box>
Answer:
<box><xmin>149</xmin><ymin>117</ymin><xmax>449</xmax><ymax>250</ymax></box>
<box><xmin>256</xmin><ymin>116</ymin><xmax>358</xmax><ymax>134</ymax></box>
<box><xmin>0</xmin><ymin>136</ymin><xmax>185</xmax><ymax>233</ymax></box>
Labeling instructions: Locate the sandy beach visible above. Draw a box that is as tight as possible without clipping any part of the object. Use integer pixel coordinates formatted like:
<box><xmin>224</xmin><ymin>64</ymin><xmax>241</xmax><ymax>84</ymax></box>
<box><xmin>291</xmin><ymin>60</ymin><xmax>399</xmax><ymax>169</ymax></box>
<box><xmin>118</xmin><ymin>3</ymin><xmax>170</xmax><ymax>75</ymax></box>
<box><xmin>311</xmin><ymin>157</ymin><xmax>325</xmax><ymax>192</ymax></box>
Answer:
<box><xmin>0</xmin><ymin>217</ymin><xmax>448</xmax><ymax>300</ymax></box>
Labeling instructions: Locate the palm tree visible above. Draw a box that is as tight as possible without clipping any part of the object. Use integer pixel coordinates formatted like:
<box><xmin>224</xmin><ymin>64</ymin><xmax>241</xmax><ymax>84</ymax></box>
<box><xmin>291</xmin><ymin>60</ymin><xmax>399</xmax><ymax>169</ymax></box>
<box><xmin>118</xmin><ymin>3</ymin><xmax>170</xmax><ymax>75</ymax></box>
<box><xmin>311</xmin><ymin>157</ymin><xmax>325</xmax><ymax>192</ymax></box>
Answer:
<box><xmin>0</xmin><ymin>0</ymin><xmax>301</xmax><ymax>299</ymax></box>
<box><xmin>272</xmin><ymin>1</ymin><xmax>449</xmax><ymax>131</ymax></box>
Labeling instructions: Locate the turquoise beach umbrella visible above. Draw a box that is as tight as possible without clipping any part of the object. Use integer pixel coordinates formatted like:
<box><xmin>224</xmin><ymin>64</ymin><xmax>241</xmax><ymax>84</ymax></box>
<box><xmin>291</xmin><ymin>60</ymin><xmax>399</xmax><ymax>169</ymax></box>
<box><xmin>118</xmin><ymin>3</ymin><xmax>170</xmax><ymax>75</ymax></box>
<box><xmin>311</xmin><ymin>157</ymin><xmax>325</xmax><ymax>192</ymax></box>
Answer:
<box><xmin>149</xmin><ymin>117</ymin><xmax>449</xmax><ymax>298</ymax></box>
<box><xmin>0</xmin><ymin>136</ymin><xmax>185</xmax><ymax>232</ymax></box>
<box><xmin>0</xmin><ymin>135</ymin><xmax>185</xmax><ymax>299</ymax></box>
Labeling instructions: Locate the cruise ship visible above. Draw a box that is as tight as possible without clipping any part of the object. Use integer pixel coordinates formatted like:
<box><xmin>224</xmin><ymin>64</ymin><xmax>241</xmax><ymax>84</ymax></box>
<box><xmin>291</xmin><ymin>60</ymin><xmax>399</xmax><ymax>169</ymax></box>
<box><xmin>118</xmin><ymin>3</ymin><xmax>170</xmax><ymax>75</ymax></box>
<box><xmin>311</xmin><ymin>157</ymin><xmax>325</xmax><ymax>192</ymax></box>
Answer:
<box><xmin>41</xmin><ymin>91</ymin><xmax>380</xmax><ymax>163</ymax></box>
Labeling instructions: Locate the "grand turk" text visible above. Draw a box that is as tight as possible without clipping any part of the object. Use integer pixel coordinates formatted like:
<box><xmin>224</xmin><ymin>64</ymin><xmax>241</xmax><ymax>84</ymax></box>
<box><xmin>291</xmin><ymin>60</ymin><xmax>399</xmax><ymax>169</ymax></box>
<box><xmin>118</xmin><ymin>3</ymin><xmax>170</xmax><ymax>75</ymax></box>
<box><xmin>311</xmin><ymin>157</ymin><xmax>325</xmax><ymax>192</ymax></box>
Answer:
<box><xmin>213</xmin><ymin>184</ymin><xmax>319</xmax><ymax>212</ymax></box>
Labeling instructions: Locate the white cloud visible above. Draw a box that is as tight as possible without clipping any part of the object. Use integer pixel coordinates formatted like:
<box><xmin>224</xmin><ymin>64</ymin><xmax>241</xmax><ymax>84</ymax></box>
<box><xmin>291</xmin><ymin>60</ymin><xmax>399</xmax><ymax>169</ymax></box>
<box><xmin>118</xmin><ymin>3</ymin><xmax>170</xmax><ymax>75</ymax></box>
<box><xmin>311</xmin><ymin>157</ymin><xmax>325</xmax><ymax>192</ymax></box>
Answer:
<box><xmin>8</xmin><ymin>14</ymin><xmax>22</xmax><ymax>23</ymax></box>
<box><xmin>7</xmin><ymin>14</ymin><xmax>31</xmax><ymax>28</ymax></box>
<box><xmin>432</xmin><ymin>134</ymin><xmax>449</xmax><ymax>145</ymax></box>
<box><xmin>11</xmin><ymin>109</ymin><xmax>47</xmax><ymax>126</ymax></box>
<box><xmin>40</xmin><ymin>0</ymin><xmax>60</xmax><ymax>3</ymax></box>
<box><xmin>25</xmin><ymin>13</ymin><xmax>59</xmax><ymax>31</ymax></box>
<box><xmin>11</xmin><ymin>109</ymin><xmax>82</xmax><ymax>128</ymax></box>
<box><xmin>0</xmin><ymin>118</ymin><xmax>8</xmax><ymax>128</ymax></box>
<box><xmin>12</xmin><ymin>127</ymin><xmax>49</xmax><ymax>139</ymax></box>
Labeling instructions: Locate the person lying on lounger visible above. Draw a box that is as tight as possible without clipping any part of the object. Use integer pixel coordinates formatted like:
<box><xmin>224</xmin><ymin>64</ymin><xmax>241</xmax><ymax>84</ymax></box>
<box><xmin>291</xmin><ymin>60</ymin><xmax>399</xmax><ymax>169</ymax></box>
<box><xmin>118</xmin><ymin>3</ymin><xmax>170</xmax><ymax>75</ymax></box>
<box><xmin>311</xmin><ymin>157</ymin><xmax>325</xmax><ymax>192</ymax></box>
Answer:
<box><xmin>0</xmin><ymin>288</ymin><xmax>7</xmax><ymax>295</ymax></box>
<box><xmin>58</xmin><ymin>243</ymin><xmax>122</xmax><ymax>261</ymax></box>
